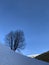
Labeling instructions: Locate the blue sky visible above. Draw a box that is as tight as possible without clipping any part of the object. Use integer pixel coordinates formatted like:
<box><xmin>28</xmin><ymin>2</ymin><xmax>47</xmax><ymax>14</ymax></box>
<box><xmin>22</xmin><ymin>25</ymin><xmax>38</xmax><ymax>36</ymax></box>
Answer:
<box><xmin>0</xmin><ymin>0</ymin><xmax>49</xmax><ymax>55</ymax></box>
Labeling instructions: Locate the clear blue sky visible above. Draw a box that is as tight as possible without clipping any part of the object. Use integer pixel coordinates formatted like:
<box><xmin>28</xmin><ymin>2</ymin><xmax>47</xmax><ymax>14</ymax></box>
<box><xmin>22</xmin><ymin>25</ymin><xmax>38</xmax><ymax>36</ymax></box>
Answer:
<box><xmin>0</xmin><ymin>0</ymin><xmax>49</xmax><ymax>55</ymax></box>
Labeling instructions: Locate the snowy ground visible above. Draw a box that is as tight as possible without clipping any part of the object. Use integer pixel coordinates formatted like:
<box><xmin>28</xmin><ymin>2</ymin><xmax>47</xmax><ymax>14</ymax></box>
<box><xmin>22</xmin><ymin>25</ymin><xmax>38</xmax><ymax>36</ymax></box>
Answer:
<box><xmin>28</xmin><ymin>54</ymin><xmax>40</xmax><ymax>58</ymax></box>
<box><xmin>0</xmin><ymin>44</ymin><xmax>49</xmax><ymax>65</ymax></box>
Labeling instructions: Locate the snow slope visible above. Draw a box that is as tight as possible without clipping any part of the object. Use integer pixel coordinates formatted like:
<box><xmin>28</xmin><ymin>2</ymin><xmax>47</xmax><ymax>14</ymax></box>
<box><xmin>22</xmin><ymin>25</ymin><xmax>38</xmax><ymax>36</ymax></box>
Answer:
<box><xmin>28</xmin><ymin>54</ymin><xmax>39</xmax><ymax>58</ymax></box>
<box><xmin>0</xmin><ymin>44</ymin><xmax>49</xmax><ymax>65</ymax></box>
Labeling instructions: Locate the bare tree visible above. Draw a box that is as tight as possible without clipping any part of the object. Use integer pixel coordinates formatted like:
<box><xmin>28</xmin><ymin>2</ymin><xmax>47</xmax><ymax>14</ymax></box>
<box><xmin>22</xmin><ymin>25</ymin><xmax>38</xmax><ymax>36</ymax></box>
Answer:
<box><xmin>13</xmin><ymin>30</ymin><xmax>25</xmax><ymax>51</ymax></box>
<box><xmin>5</xmin><ymin>30</ymin><xmax>25</xmax><ymax>51</ymax></box>
<box><xmin>5</xmin><ymin>31</ymin><xmax>14</xmax><ymax>50</ymax></box>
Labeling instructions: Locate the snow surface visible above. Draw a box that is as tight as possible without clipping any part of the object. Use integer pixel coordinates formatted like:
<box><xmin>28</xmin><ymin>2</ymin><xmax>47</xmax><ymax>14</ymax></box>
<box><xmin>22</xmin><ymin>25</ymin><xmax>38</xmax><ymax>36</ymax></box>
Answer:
<box><xmin>28</xmin><ymin>54</ymin><xmax>39</xmax><ymax>58</ymax></box>
<box><xmin>0</xmin><ymin>44</ymin><xmax>49</xmax><ymax>65</ymax></box>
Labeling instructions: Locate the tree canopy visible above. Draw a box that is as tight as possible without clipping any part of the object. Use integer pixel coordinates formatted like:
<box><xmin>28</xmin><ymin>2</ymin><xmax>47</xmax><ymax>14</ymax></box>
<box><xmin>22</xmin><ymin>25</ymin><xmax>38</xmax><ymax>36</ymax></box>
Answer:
<box><xmin>5</xmin><ymin>30</ymin><xmax>25</xmax><ymax>51</ymax></box>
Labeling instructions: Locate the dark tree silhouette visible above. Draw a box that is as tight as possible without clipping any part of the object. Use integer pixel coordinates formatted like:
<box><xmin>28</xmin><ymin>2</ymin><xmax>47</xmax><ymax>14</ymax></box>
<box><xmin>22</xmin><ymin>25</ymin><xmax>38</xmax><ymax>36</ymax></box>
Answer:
<box><xmin>14</xmin><ymin>30</ymin><xmax>25</xmax><ymax>51</ymax></box>
<box><xmin>5</xmin><ymin>31</ymin><xmax>14</xmax><ymax>50</ymax></box>
<box><xmin>5</xmin><ymin>30</ymin><xmax>25</xmax><ymax>51</ymax></box>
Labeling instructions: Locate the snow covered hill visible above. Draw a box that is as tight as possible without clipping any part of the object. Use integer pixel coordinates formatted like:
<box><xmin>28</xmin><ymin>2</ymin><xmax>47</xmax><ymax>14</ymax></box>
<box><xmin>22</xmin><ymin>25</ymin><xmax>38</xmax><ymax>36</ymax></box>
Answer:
<box><xmin>0</xmin><ymin>44</ymin><xmax>49</xmax><ymax>65</ymax></box>
<box><xmin>28</xmin><ymin>54</ymin><xmax>39</xmax><ymax>58</ymax></box>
